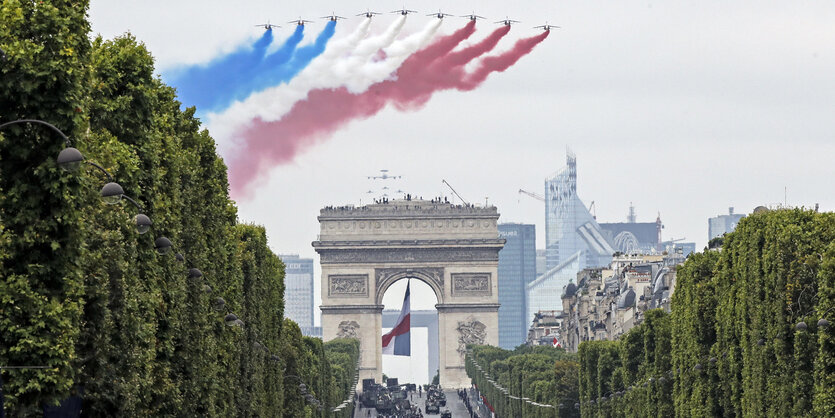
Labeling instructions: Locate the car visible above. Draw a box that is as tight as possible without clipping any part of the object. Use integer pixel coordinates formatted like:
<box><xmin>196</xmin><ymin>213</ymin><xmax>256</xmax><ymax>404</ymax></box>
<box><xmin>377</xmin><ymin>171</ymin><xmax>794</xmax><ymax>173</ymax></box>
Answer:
<box><xmin>441</xmin><ymin>410</ymin><xmax>452</xmax><ymax>418</ymax></box>
<box><xmin>425</xmin><ymin>400</ymin><xmax>440</xmax><ymax>414</ymax></box>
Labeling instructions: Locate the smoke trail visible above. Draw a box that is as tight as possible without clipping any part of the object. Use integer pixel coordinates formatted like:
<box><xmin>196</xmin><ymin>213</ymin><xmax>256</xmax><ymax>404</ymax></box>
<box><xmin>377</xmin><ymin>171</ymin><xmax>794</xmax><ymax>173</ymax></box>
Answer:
<box><xmin>165</xmin><ymin>29</ymin><xmax>275</xmax><ymax>111</ymax></box>
<box><xmin>229</xmin><ymin>26</ymin><xmax>548</xmax><ymax>198</ymax></box>
<box><xmin>207</xmin><ymin>17</ymin><xmax>436</xmax><ymax>153</ymax></box>
<box><xmin>255</xmin><ymin>20</ymin><xmax>337</xmax><ymax>88</ymax></box>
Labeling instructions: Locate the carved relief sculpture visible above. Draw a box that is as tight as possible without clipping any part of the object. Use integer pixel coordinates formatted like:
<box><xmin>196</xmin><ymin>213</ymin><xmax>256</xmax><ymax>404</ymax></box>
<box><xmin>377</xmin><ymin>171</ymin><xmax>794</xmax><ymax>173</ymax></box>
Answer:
<box><xmin>451</xmin><ymin>273</ymin><xmax>491</xmax><ymax>296</ymax></box>
<box><xmin>456</xmin><ymin>319</ymin><xmax>487</xmax><ymax>356</ymax></box>
<box><xmin>329</xmin><ymin>275</ymin><xmax>368</xmax><ymax>297</ymax></box>
<box><xmin>336</xmin><ymin>320</ymin><xmax>360</xmax><ymax>339</ymax></box>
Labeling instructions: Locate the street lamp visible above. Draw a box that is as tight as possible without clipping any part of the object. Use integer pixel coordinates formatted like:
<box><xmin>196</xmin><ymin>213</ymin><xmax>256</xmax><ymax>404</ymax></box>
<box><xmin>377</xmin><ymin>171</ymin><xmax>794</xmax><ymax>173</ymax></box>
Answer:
<box><xmin>154</xmin><ymin>237</ymin><xmax>173</xmax><ymax>255</ymax></box>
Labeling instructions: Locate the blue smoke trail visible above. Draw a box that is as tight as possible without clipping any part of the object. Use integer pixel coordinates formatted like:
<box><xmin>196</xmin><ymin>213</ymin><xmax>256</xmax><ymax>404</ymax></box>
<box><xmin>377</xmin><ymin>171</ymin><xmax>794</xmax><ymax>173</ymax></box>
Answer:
<box><xmin>166</xmin><ymin>27</ymin><xmax>304</xmax><ymax>112</ymax></box>
<box><xmin>251</xmin><ymin>20</ymin><xmax>337</xmax><ymax>90</ymax></box>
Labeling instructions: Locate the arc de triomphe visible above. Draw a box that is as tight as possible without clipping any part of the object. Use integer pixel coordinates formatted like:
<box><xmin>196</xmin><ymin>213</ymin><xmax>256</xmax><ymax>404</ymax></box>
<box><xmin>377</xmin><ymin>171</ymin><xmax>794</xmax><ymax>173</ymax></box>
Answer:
<box><xmin>313</xmin><ymin>200</ymin><xmax>504</xmax><ymax>388</ymax></box>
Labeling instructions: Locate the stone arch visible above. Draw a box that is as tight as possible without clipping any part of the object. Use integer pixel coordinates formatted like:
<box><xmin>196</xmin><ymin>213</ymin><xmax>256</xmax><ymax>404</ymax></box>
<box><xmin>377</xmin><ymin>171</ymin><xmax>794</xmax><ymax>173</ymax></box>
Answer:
<box><xmin>374</xmin><ymin>268</ymin><xmax>444</xmax><ymax>305</ymax></box>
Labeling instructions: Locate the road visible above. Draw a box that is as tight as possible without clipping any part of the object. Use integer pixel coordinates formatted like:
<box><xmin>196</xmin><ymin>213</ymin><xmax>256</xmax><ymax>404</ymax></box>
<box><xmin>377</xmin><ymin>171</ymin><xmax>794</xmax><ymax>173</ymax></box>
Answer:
<box><xmin>354</xmin><ymin>390</ymin><xmax>477</xmax><ymax>417</ymax></box>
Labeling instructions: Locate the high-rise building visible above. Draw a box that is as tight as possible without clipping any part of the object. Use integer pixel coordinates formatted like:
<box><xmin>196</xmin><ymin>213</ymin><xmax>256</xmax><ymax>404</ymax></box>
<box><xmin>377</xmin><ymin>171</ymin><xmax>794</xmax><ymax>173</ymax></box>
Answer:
<box><xmin>544</xmin><ymin>150</ymin><xmax>614</xmax><ymax>271</ymax></box>
<box><xmin>497</xmin><ymin>223</ymin><xmax>537</xmax><ymax>349</ymax></box>
<box><xmin>709</xmin><ymin>207</ymin><xmax>746</xmax><ymax>240</ymax></box>
<box><xmin>279</xmin><ymin>254</ymin><xmax>315</xmax><ymax>335</ymax></box>
<box><xmin>536</xmin><ymin>150</ymin><xmax>614</xmax><ymax>315</ymax></box>
<box><xmin>536</xmin><ymin>249</ymin><xmax>547</xmax><ymax>278</ymax></box>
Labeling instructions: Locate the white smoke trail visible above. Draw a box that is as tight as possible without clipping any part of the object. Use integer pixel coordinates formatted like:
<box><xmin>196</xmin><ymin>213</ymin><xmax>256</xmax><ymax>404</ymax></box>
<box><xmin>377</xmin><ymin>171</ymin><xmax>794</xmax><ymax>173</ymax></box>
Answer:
<box><xmin>209</xmin><ymin>17</ymin><xmax>442</xmax><ymax>155</ymax></box>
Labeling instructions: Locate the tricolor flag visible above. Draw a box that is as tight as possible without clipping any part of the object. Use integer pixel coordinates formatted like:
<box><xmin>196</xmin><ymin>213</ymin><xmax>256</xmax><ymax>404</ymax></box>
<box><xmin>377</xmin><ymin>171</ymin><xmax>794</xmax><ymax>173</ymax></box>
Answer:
<box><xmin>382</xmin><ymin>281</ymin><xmax>410</xmax><ymax>356</ymax></box>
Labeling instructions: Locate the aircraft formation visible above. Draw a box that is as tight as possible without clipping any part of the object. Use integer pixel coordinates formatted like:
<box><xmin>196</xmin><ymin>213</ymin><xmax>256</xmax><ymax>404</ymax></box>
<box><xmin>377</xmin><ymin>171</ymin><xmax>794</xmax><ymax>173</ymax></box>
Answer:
<box><xmin>256</xmin><ymin>9</ymin><xmax>558</xmax><ymax>31</ymax></box>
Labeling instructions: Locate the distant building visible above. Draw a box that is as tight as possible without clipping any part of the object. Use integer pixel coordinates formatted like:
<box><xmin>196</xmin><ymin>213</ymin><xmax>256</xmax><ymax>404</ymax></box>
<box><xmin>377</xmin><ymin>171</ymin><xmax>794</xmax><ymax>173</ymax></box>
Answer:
<box><xmin>279</xmin><ymin>254</ymin><xmax>315</xmax><ymax>334</ymax></box>
<box><xmin>497</xmin><ymin>223</ymin><xmax>537</xmax><ymax>349</ymax></box>
<box><xmin>302</xmin><ymin>326</ymin><xmax>323</xmax><ymax>338</ymax></box>
<box><xmin>527</xmin><ymin>310</ymin><xmax>564</xmax><ymax>347</ymax></box>
<box><xmin>544</xmin><ymin>150</ymin><xmax>614</xmax><ymax>272</ymax></box>
<box><xmin>536</xmin><ymin>249</ymin><xmax>547</xmax><ymax>278</ymax></box>
<box><xmin>559</xmin><ymin>253</ymin><xmax>685</xmax><ymax>352</ymax></box>
<box><xmin>599</xmin><ymin>204</ymin><xmax>663</xmax><ymax>254</ymax></box>
<box><xmin>527</xmin><ymin>251</ymin><xmax>581</xmax><ymax>321</ymax></box>
<box><xmin>662</xmin><ymin>241</ymin><xmax>696</xmax><ymax>258</ymax></box>
<box><xmin>536</xmin><ymin>150</ymin><xmax>614</xmax><ymax>316</ymax></box>
<box><xmin>709</xmin><ymin>207</ymin><xmax>746</xmax><ymax>240</ymax></box>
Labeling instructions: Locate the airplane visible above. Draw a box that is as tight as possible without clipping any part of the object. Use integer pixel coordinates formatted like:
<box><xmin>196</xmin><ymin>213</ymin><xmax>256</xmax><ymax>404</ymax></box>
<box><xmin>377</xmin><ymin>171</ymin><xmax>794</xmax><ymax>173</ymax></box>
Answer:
<box><xmin>461</xmin><ymin>12</ymin><xmax>486</xmax><ymax>21</ymax></box>
<box><xmin>534</xmin><ymin>22</ymin><xmax>560</xmax><ymax>31</ymax></box>
<box><xmin>391</xmin><ymin>8</ymin><xmax>417</xmax><ymax>16</ymax></box>
<box><xmin>495</xmin><ymin>17</ymin><xmax>520</xmax><ymax>26</ymax></box>
<box><xmin>366</xmin><ymin>190</ymin><xmax>375</xmax><ymax>194</ymax></box>
<box><xmin>427</xmin><ymin>10</ymin><xmax>453</xmax><ymax>19</ymax></box>
<box><xmin>368</xmin><ymin>169</ymin><xmax>402</xmax><ymax>180</ymax></box>
<box><xmin>254</xmin><ymin>21</ymin><xmax>280</xmax><ymax>30</ymax></box>
<box><xmin>321</xmin><ymin>13</ymin><xmax>346</xmax><ymax>22</ymax></box>
<box><xmin>382</xmin><ymin>186</ymin><xmax>390</xmax><ymax>190</ymax></box>
<box><xmin>288</xmin><ymin>18</ymin><xmax>314</xmax><ymax>26</ymax></box>
<box><xmin>357</xmin><ymin>10</ymin><xmax>381</xmax><ymax>18</ymax></box>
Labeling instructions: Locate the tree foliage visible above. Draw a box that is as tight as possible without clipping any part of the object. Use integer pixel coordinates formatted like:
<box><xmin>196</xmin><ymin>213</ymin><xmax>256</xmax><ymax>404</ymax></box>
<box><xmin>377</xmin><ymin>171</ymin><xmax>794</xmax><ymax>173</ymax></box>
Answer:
<box><xmin>577</xmin><ymin>209</ymin><xmax>834</xmax><ymax>417</ymax></box>
<box><xmin>1</xmin><ymin>2</ymin><xmax>358</xmax><ymax>416</ymax></box>
<box><xmin>466</xmin><ymin>344</ymin><xmax>580</xmax><ymax>417</ymax></box>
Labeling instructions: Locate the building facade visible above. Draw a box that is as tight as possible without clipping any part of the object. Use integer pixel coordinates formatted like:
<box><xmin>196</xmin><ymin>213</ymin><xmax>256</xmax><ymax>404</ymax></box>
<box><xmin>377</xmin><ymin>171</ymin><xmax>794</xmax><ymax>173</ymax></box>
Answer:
<box><xmin>497</xmin><ymin>223</ymin><xmax>537</xmax><ymax>349</ymax></box>
<box><xmin>708</xmin><ymin>207</ymin><xmax>746</xmax><ymax>240</ymax></box>
<box><xmin>279</xmin><ymin>254</ymin><xmax>315</xmax><ymax>335</ymax></box>
<box><xmin>559</xmin><ymin>253</ymin><xmax>685</xmax><ymax>352</ymax></box>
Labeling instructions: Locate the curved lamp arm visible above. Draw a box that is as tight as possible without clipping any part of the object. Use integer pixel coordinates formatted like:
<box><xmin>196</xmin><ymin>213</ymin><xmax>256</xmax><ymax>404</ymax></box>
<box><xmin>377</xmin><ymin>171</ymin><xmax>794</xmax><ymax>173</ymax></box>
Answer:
<box><xmin>0</xmin><ymin>119</ymin><xmax>71</xmax><ymax>146</ymax></box>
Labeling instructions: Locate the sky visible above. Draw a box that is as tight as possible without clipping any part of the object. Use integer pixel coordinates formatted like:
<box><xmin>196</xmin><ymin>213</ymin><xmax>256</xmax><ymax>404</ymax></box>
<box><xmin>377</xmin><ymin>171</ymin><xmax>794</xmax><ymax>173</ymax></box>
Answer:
<box><xmin>89</xmin><ymin>0</ymin><xmax>835</xmax><ymax>340</ymax></box>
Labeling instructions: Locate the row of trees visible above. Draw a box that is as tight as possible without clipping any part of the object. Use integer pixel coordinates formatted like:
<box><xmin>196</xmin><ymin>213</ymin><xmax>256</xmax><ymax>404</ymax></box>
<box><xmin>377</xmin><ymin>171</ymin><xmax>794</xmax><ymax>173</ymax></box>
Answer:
<box><xmin>577</xmin><ymin>209</ymin><xmax>834</xmax><ymax>417</ymax></box>
<box><xmin>466</xmin><ymin>345</ymin><xmax>580</xmax><ymax>418</ymax></box>
<box><xmin>1</xmin><ymin>1</ymin><xmax>359</xmax><ymax>416</ymax></box>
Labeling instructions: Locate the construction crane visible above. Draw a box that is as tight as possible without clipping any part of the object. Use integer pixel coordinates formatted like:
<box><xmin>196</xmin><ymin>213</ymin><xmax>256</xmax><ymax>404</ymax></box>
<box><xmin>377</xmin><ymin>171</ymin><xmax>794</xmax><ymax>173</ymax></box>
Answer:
<box><xmin>519</xmin><ymin>188</ymin><xmax>596</xmax><ymax>219</ymax></box>
<box><xmin>442</xmin><ymin>179</ymin><xmax>468</xmax><ymax>205</ymax></box>
<box><xmin>518</xmin><ymin>189</ymin><xmax>544</xmax><ymax>202</ymax></box>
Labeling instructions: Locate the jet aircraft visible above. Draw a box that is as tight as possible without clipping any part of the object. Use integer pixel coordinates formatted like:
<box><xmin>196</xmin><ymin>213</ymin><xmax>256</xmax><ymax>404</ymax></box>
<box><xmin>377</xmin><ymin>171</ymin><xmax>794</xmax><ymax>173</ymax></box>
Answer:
<box><xmin>495</xmin><ymin>17</ymin><xmax>520</xmax><ymax>26</ymax></box>
<box><xmin>427</xmin><ymin>10</ymin><xmax>453</xmax><ymax>19</ymax></box>
<box><xmin>461</xmin><ymin>13</ymin><xmax>486</xmax><ymax>21</ymax></box>
<box><xmin>321</xmin><ymin>13</ymin><xmax>346</xmax><ymax>21</ymax></box>
<box><xmin>357</xmin><ymin>10</ymin><xmax>381</xmax><ymax>18</ymax></box>
<box><xmin>368</xmin><ymin>169</ymin><xmax>402</xmax><ymax>180</ymax></box>
<box><xmin>391</xmin><ymin>8</ymin><xmax>417</xmax><ymax>16</ymax></box>
<box><xmin>534</xmin><ymin>22</ymin><xmax>560</xmax><ymax>31</ymax></box>
<box><xmin>288</xmin><ymin>18</ymin><xmax>314</xmax><ymax>26</ymax></box>
<box><xmin>254</xmin><ymin>21</ymin><xmax>280</xmax><ymax>30</ymax></box>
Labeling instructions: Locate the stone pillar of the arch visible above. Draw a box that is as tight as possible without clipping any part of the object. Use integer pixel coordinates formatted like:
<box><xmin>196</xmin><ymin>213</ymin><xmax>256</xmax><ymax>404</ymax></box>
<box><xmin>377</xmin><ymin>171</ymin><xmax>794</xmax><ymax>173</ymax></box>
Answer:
<box><xmin>435</xmin><ymin>303</ymin><xmax>500</xmax><ymax>388</ymax></box>
<box><xmin>320</xmin><ymin>303</ymin><xmax>384</xmax><ymax>389</ymax></box>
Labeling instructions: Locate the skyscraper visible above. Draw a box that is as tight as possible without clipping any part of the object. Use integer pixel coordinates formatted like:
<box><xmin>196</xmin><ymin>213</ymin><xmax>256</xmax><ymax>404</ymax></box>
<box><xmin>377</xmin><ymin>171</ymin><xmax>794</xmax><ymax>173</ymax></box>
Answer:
<box><xmin>279</xmin><ymin>254</ymin><xmax>315</xmax><ymax>335</ymax></box>
<box><xmin>535</xmin><ymin>150</ymin><xmax>614</xmax><ymax>314</ymax></box>
<box><xmin>544</xmin><ymin>150</ymin><xmax>613</xmax><ymax>271</ymax></box>
<box><xmin>497</xmin><ymin>223</ymin><xmax>536</xmax><ymax>349</ymax></box>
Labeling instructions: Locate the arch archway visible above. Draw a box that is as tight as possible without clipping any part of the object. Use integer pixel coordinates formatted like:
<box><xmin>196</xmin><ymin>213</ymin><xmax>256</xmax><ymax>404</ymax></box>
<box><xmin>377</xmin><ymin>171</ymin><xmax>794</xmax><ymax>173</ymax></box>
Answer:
<box><xmin>314</xmin><ymin>200</ymin><xmax>505</xmax><ymax>388</ymax></box>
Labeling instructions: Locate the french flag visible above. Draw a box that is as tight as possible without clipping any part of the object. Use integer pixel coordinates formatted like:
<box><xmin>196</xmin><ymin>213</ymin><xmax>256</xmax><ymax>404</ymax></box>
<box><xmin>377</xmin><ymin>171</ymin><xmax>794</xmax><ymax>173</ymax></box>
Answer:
<box><xmin>382</xmin><ymin>281</ymin><xmax>410</xmax><ymax>356</ymax></box>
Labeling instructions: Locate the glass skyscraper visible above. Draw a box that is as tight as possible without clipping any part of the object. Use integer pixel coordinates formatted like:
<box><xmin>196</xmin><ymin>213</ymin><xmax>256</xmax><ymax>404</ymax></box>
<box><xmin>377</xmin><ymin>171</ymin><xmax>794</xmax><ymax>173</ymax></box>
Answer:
<box><xmin>497</xmin><ymin>224</ymin><xmax>536</xmax><ymax>349</ymax></box>
<box><xmin>534</xmin><ymin>150</ymin><xmax>614</xmax><ymax>312</ymax></box>
<box><xmin>279</xmin><ymin>254</ymin><xmax>315</xmax><ymax>334</ymax></box>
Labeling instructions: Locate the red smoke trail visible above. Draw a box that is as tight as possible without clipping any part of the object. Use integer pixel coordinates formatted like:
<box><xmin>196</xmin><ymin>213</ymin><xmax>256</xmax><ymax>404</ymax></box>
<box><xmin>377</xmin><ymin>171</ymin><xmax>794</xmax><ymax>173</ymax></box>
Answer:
<box><xmin>230</xmin><ymin>28</ymin><xmax>548</xmax><ymax>198</ymax></box>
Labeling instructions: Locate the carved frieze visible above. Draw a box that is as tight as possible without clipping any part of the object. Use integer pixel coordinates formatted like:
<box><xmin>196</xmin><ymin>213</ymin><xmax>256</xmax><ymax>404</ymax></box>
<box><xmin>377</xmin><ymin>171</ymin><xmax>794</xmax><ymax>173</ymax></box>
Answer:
<box><xmin>328</xmin><ymin>274</ymin><xmax>368</xmax><ymax>297</ymax></box>
<box><xmin>319</xmin><ymin>248</ymin><xmax>500</xmax><ymax>264</ymax></box>
<box><xmin>451</xmin><ymin>273</ymin><xmax>492</xmax><ymax>296</ymax></box>
<box><xmin>456</xmin><ymin>319</ymin><xmax>487</xmax><ymax>357</ymax></box>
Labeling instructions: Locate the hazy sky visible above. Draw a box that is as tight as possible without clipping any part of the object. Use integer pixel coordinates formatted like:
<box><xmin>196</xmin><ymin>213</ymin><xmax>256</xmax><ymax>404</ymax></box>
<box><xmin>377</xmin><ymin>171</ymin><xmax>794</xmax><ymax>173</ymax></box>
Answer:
<box><xmin>89</xmin><ymin>1</ymin><xmax>835</xmax><ymax>321</ymax></box>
